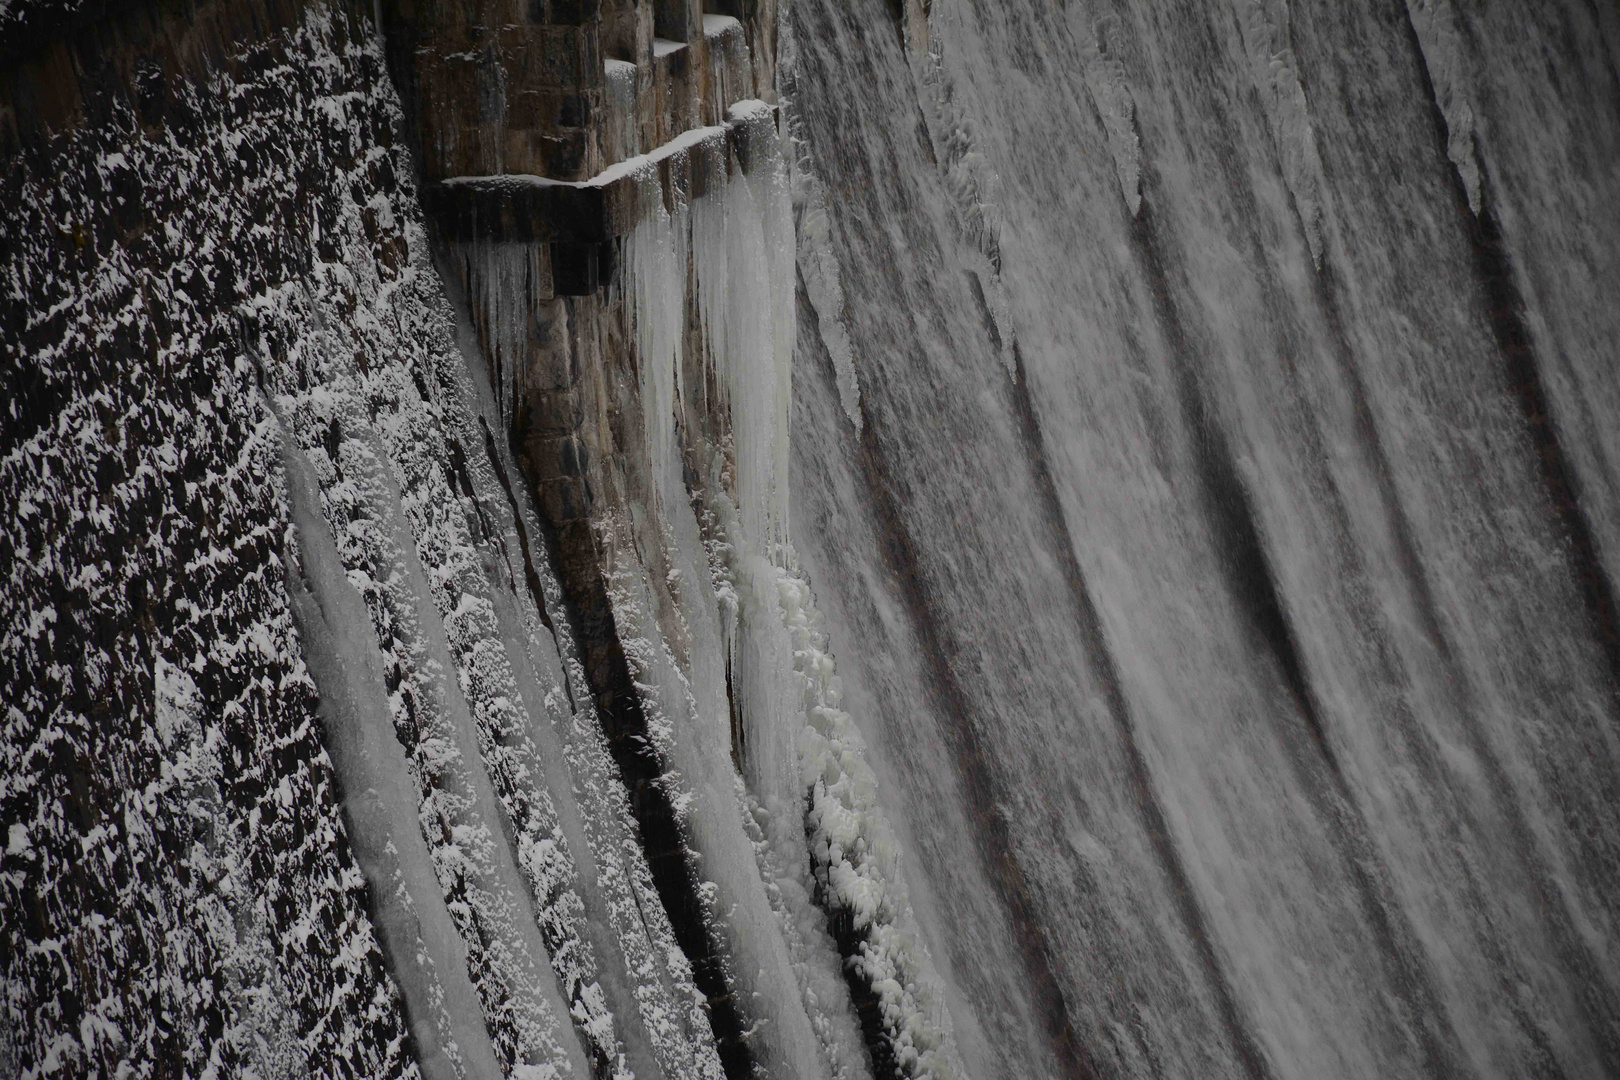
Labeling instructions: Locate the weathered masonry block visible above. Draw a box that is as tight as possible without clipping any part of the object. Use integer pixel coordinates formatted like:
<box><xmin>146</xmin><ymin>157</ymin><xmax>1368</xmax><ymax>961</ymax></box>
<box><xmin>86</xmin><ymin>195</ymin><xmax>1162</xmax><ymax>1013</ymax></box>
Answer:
<box><xmin>386</xmin><ymin>0</ymin><xmax>777</xmax><ymax>296</ymax></box>
<box><xmin>381</xmin><ymin>0</ymin><xmax>774</xmax><ymax>183</ymax></box>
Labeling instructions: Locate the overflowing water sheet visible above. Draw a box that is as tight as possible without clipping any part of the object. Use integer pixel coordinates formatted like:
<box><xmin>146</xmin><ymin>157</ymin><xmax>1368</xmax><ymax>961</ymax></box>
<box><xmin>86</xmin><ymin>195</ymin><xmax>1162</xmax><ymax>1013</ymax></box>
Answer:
<box><xmin>783</xmin><ymin>1</ymin><xmax>1620</xmax><ymax>1078</ymax></box>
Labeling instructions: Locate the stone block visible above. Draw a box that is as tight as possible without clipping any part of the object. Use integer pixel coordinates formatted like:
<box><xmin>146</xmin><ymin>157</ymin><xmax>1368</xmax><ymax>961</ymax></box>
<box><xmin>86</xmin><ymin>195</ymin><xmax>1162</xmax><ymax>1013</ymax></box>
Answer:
<box><xmin>539</xmin><ymin>478</ymin><xmax>592</xmax><ymax>525</ymax></box>
<box><xmin>552</xmin><ymin>241</ymin><xmax>601</xmax><ymax>294</ymax></box>
<box><xmin>536</xmin><ymin>25</ymin><xmax>587</xmax><ymax>86</ymax></box>
<box><xmin>540</xmin><ymin>129</ymin><xmax>593</xmax><ymax>178</ymax></box>
<box><xmin>652</xmin><ymin>38</ymin><xmax>694</xmax><ymax>147</ymax></box>
<box><xmin>525</xmin><ymin>389</ymin><xmax>584</xmax><ymax>435</ymax></box>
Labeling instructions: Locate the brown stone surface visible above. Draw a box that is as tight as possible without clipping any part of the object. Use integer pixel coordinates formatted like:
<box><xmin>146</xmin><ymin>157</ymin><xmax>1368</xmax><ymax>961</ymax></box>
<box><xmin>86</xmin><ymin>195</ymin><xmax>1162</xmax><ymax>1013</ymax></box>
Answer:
<box><xmin>381</xmin><ymin>0</ymin><xmax>770</xmax><ymax>182</ymax></box>
<box><xmin>427</xmin><ymin>4</ymin><xmax>780</xmax><ymax>1074</ymax></box>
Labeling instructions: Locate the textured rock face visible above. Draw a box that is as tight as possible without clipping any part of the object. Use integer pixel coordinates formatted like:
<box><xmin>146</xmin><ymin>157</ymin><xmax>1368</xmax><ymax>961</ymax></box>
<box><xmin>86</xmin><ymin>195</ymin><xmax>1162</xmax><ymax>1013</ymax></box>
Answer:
<box><xmin>0</xmin><ymin>3</ymin><xmax>416</xmax><ymax>1075</ymax></box>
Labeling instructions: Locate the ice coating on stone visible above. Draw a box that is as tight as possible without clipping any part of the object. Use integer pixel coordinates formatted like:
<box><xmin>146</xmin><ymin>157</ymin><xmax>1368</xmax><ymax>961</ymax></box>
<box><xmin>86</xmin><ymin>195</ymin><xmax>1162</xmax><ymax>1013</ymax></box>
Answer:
<box><xmin>282</xmin><ymin>440</ymin><xmax>494</xmax><ymax>1080</ymax></box>
<box><xmin>785</xmin><ymin>570</ymin><xmax>962</xmax><ymax>1080</ymax></box>
<box><xmin>610</xmin><ymin>111</ymin><xmax>845</xmax><ymax>1080</ymax></box>
<box><xmin>453</xmin><ymin>239</ymin><xmax>548</xmax><ymax>425</ymax></box>
<box><xmin>435</xmin><ymin>244</ymin><xmax>732</xmax><ymax>1080</ymax></box>
<box><xmin>575</xmin><ymin>96</ymin><xmax>961</xmax><ymax>1080</ymax></box>
<box><xmin>624</xmin><ymin>176</ymin><xmax>691</xmax><ymax>521</ymax></box>
<box><xmin>593</xmin><ymin>123</ymin><xmax>732</xmax><ymax>189</ymax></box>
<box><xmin>685</xmin><ymin>102</ymin><xmax>961</xmax><ymax>1080</ymax></box>
<box><xmin>605</xmin><ymin>59</ymin><xmax>639</xmax><ymax>163</ymax></box>
<box><xmin>694</xmin><ymin>103</ymin><xmax>795</xmax><ymax>558</ymax></box>
<box><xmin>266</xmin><ymin>175</ymin><xmax>586</xmax><ymax>1080</ymax></box>
<box><xmin>1405</xmin><ymin>0</ymin><xmax>1482</xmax><ymax>213</ymax></box>
<box><xmin>432</xmin><ymin>258</ymin><xmax>730</xmax><ymax>1080</ymax></box>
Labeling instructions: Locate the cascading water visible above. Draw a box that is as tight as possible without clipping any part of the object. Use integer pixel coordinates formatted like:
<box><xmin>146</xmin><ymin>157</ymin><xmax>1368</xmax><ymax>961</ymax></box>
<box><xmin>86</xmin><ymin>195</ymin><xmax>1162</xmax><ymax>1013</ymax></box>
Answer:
<box><xmin>783</xmin><ymin>2</ymin><xmax>1620</xmax><ymax>1079</ymax></box>
<box><xmin>3</xmin><ymin>0</ymin><xmax>1617</xmax><ymax>1078</ymax></box>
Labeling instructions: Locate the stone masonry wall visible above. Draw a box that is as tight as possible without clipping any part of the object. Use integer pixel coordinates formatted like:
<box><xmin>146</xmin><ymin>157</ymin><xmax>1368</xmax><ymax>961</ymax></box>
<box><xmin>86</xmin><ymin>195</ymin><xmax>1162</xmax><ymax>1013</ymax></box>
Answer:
<box><xmin>0</xmin><ymin>1</ymin><xmax>430</xmax><ymax>1075</ymax></box>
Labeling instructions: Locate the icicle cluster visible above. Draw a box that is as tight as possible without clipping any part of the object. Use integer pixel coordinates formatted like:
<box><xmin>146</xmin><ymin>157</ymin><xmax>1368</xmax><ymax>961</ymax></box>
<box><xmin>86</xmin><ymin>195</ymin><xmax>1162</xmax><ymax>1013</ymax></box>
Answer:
<box><xmin>624</xmin><ymin>176</ymin><xmax>691</xmax><ymax>519</ymax></box>
<box><xmin>613</xmin><ymin>96</ymin><xmax>965</xmax><ymax>1080</ymax></box>
<box><xmin>692</xmin><ymin>101</ymin><xmax>797</xmax><ymax>562</ymax></box>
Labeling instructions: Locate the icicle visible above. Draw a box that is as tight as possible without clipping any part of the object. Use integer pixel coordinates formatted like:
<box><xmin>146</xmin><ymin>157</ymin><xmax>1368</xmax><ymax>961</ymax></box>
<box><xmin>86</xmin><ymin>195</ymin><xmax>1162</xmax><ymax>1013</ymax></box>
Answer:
<box><xmin>692</xmin><ymin>102</ymin><xmax>795</xmax><ymax>565</ymax></box>
<box><xmin>458</xmin><ymin>237</ymin><xmax>549</xmax><ymax>427</ymax></box>
<box><xmin>605</xmin><ymin>59</ymin><xmax>639</xmax><ymax>163</ymax></box>
<box><xmin>623</xmin><ymin>173</ymin><xmax>690</xmax><ymax>522</ymax></box>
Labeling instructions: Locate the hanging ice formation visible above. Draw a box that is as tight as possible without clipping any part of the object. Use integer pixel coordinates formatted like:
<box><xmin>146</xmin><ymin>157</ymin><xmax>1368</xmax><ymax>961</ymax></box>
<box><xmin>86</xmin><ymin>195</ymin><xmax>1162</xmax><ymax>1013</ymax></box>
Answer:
<box><xmin>433</xmin><ymin>85</ymin><xmax>968</xmax><ymax>1080</ymax></box>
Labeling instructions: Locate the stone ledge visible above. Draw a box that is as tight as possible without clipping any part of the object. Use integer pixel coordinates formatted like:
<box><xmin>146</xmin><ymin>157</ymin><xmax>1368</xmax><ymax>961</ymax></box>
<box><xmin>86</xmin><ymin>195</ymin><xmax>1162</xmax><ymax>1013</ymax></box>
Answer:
<box><xmin>423</xmin><ymin>99</ymin><xmax>778</xmax><ymax>246</ymax></box>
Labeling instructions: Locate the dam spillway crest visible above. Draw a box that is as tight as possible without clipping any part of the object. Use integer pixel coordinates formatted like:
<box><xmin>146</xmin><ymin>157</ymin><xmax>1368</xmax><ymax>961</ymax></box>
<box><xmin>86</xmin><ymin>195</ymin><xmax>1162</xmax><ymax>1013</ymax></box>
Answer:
<box><xmin>3</xmin><ymin>0</ymin><xmax>1619</xmax><ymax>1079</ymax></box>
